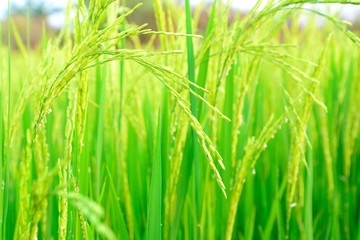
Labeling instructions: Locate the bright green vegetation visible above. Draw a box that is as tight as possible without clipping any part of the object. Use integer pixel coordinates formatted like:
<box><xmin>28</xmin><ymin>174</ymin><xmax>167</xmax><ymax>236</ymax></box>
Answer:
<box><xmin>1</xmin><ymin>0</ymin><xmax>360</xmax><ymax>239</ymax></box>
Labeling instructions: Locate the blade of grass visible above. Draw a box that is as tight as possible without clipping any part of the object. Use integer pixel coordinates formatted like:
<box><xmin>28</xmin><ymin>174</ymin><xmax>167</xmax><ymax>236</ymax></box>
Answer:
<box><xmin>170</xmin><ymin>130</ymin><xmax>193</xmax><ymax>240</ymax></box>
<box><xmin>262</xmin><ymin>176</ymin><xmax>287</xmax><ymax>239</ymax></box>
<box><xmin>107</xmin><ymin>168</ymin><xmax>129</xmax><ymax>240</ymax></box>
<box><xmin>197</xmin><ymin>0</ymin><xmax>217</xmax><ymax>120</ymax></box>
<box><xmin>146</xmin><ymin>107</ymin><xmax>163</xmax><ymax>240</ymax></box>
<box><xmin>126</xmin><ymin>123</ymin><xmax>144</xmax><ymax>240</ymax></box>
<box><xmin>245</xmin><ymin>207</ymin><xmax>256</xmax><ymax>240</ymax></box>
<box><xmin>305</xmin><ymin>128</ymin><xmax>313</xmax><ymax>240</ymax></box>
<box><xmin>95</xmin><ymin>59</ymin><xmax>107</xmax><ymax>201</ymax></box>
<box><xmin>185</xmin><ymin>1</ymin><xmax>201</xmax><ymax>236</ymax></box>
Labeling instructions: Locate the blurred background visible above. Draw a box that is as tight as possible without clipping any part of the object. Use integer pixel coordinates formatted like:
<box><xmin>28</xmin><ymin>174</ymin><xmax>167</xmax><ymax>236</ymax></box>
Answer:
<box><xmin>1</xmin><ymin>0</ymin><xmax>359</xmax><ymax>49</ymax></box>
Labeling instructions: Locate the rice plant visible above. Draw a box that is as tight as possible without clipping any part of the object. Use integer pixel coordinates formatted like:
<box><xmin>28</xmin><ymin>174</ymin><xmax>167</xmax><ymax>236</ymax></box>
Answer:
<box><xmin>0</xmin><ymin>0</ymin><xmax>359</xmax><ymax>239</ymax></box>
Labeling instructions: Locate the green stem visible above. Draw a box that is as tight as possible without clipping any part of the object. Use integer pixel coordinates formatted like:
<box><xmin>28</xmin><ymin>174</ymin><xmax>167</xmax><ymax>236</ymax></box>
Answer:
<box><xmin>185</xmin><ymin>0</ymin><xmax>200</xmax><ymax>237</ymax></box>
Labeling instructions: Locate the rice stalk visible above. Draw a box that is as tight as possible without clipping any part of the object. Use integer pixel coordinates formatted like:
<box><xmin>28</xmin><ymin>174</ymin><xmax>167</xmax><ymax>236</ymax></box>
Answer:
<box><xmin>2</xmin><ymin>0</ymin><xmax>360</xmax><ymax>239</ymax></box>
<box><xmin>226</xmin><ymin>115</ymin><xmax>286</xmax><ymax>240</ymax></box>
<box><xmin>29</xmin><ymin>128</ymin><xmax>50</xmax><ymax>239</ymax></box>
<box><xmin>14</xmin><ymin>131</ymin><xmax>32</xmax><ymax>239</ymax></box>
<box><xmin>316</xmin><ymin>105</ymin><xmax>335</xmax><ymax>200</ymax></box>
<box><xmin>285</xmin><ymin>35</ymin><xmax>332</xmax><ymax>238</ymax></box>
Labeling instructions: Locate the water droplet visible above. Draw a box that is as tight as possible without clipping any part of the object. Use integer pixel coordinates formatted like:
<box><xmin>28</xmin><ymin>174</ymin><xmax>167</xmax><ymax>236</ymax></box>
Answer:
<box><xmin>263</xmin><ymin>143</ymin><xmax>268</xmax><ymax>149</ymax></box>
<box><xmin>252</xmin><ymin>168</ymin><xmax>256</xmax><ymax>175</ymax></box>
<box><xmin>290</xmin><ymin>202</ymin><xmax>297</xmax><ymax>208</ymax></box>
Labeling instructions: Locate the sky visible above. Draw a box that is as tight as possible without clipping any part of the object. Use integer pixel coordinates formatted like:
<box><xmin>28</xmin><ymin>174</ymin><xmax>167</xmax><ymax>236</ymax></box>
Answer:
<box><xmin>0</xmin><ymin>0</ymin><xmax>359</xmax><ymax>28</ymax></box>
